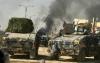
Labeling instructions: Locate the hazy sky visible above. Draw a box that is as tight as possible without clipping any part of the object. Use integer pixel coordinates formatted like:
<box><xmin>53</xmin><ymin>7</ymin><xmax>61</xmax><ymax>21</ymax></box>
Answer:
<box><xmin>0</xmin><ymin>0</ymin><xmax>54</xmax><ymax>30</ymax></box>
<box><xmin>1</xmin><ymin>0</ymin><xmax>100</xmax><ymax>31</ymax></box>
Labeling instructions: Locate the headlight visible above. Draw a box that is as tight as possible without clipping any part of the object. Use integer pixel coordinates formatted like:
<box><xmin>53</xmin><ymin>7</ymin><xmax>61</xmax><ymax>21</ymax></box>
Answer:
<box><xmin>73</xmin><ymin>39</ymin><xmax>80</xmax><ymax>45</ymax></box>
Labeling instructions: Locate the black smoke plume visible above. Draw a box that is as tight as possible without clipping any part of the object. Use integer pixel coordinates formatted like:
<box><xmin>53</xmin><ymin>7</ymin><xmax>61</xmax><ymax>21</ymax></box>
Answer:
<box><xmin>45</xmin><ymin>0</ymin><xmax>68</xmax><ymax>34</ymax></box>
<box><xmin>44</xmin><ymin>0</ymin><xmax>100</xmax><ymax>34</ymax></box>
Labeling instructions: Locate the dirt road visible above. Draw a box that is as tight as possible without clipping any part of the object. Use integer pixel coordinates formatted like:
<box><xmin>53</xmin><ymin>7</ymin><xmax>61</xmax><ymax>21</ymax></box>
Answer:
<box><xmin>10</xmin><ymin>47</ymin><xmax>99</xmax><ymax>63</ymax></box>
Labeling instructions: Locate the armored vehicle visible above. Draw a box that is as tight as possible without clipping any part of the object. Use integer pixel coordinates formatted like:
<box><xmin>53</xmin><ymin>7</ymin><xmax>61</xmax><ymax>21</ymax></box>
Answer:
<box><xmin>1</xmin><ymin>38</ymin><xmax>35</xmax><ymax>59</ymax></box>
<box><xmin>48</xmin><ymin>35</ymin><xmax>100</xmax><ymax>61</ymax></box>
<box><xmin>48</xmin><ymin>18</ymin><xmax>100</xmax><ymax>60</ymax></box>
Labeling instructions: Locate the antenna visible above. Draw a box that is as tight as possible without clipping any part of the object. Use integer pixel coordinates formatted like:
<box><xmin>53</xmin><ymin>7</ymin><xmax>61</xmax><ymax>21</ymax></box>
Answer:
<box><xmin>18</xmin><ymin>4</ymin><xmax>34</xmax><ymax>18</ymax></box>
<box><xmin>0</xmin><ymin>25</ymin><xmax>1</xmax><ymax>30</ymax></box>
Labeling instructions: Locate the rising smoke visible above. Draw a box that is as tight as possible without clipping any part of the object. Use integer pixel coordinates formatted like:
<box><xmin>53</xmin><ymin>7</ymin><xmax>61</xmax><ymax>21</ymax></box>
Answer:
<box><xmin>44</xmin><ymin>0</ymin><xmax>100</xmax><ymax>34</ymax></box>
<box><xmin>44</xmin><ymin>0</ymin><xmax>68</xmax><ymax>34</ymax></box>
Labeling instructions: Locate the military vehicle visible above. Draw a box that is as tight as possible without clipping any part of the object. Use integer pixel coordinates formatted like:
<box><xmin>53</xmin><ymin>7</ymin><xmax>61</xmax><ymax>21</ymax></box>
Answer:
<box><xmin>1</xmin><ymin>33</ymin><xmax>36</xmax><ymax>59</ymax></box>
<box><xmin>48</xmin><ymin>19</ymin><xmax>100</xmax><ymax>61</ymax></box>
<box><xmin>48</xmin><ymin>34</ymin><xmax>100</xmax><ymax>61</ymax></box>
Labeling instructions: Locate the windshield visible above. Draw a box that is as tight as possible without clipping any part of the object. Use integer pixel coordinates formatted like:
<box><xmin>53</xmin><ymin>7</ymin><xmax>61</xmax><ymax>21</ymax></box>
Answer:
<box><xmin>77</xmin><ymin>27</ymin><xmax>84</xmax><ymax>32</ymax></box>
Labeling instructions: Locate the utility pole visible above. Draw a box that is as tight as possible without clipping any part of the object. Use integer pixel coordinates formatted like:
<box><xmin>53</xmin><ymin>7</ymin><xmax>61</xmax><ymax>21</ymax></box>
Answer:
<box><xmin>0</xmin><ymin>25</ymin><xmax>1</xmax><ymax>30</ymax></box>
<box><xmin>19</xmin><ymin>5</ymin><xmax>34</xmax><ymax>18</ymax></box>
<box><xmin>92</xmin><ymin>17</ymin><xmax>95</xmax><ymax>34</ymax></box>
<box><xmin>25</xmin><ymin>6</ymin><xmax>27</xmax><ymax>18</ymax></box>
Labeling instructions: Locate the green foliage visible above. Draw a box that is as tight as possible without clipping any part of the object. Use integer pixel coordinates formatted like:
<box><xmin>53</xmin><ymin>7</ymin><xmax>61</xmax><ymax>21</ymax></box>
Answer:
<box><xmin>6</xmin><ymin>17</ymin><xmax>34</xmax><ymax>33</ymax></box>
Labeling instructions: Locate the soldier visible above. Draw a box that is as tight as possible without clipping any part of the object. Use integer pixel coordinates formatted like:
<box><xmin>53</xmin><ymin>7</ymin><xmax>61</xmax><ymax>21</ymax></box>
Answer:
<box><xmin>50</xmin><ymin>42</ymin><xmax>60</xmax><ymax>59</ymax></box>
<box><xmin>59</xmin><ymin>29</ymin><xmax>63</xmax><ymax>36</ymax></box>
<box><xmin>33</xmin><ymin>32</ymin><xmax>41</xmax><ymax>58</ymax></box>
<box><xmin>33</xmin><ymin>28</ymin><xmax>46</xmax><ymax>58</ymax></box>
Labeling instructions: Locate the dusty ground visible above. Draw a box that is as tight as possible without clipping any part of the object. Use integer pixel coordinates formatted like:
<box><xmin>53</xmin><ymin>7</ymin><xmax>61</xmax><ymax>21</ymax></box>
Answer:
<box><xmin>10</xmin><ymin>47</ymin><xmax>99</xmax><ymax>63</ymax></box>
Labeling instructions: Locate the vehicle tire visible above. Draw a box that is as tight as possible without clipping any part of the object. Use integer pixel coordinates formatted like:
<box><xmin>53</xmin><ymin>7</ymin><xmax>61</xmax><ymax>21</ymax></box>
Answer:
<box><xmin>94</xmin><ymin>47</ymin><xmax>100</xmax><ymax>60</ymax></box>
<box><xmin>9</xmin><ymin>51</ymin><xmax>14</xmax><ymax>56</ymax></box>
<box><xmin>50</xmin><ymin>53</ymin><xmax>59</xmax><ymax>60</ymax></box>
<box><xmin>94</xmin><ymin>52</ymin><xmax>100</xmax><ymax>60</ymax></box>
<box><xmin>54</xmin><ymin>54</ymin><xmax>59</xmax><ymax>60</ymax></box>
<box><xmin>28</xmin><ymin>54</ymin><xmax>35</xmax><ymax>59</ymax></box>
<box><xmin>28</xmin><ymin>51</ymin><xmax>36</xmax><ymax>59</ymax></box>
<box><xmin>94</xmin><ymin>55</ymin><xmax>100</xmax><ymax>60</ymax></box>
<box><xmin>72</xmin><ymin>55</ymin><xmax>78</xmax><ymax>60</ymax></box>
<box><xmin>77</xmin><ymin>48</ymin><xmax>85</xmax><ymax>61</ymax></box>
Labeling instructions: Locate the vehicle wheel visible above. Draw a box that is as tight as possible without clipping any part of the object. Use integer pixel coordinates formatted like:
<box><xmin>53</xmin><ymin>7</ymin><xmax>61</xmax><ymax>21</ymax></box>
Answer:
<box><xmin>49</xmin><ymin>53</ymin><xmax>59</xmax><ymax>60</ymax></box>
<box><xmin>72</xmin><ymin>55</ymin><xmax>78</xmax><ymax>60</ymax></box>
<box><xmin>28</xmin><ymin>54</ymin><xmax>35</xmax><ymax>59</ymax></box>
<box><xmin>9</xmin><ymin>51</ymin><xmax>14</xmax><ymax>56</ymax></box>
<box><xmin>94</xmin><ymin>48</ymin><xmax>100</xmax><ymax>60</ymax></box>
<box><xmin>94</xmin><ymin>55</ymin><xmax>100</xmax><ymax>60</ymax></box>
<box><xmin>77</xmin><ymin>48</ymin><xmax>85</xmax><ymax>61</ymax></box>
<box><xmin>28</xmin><ymin>51</ymin><xmax>36</xmax><ymax>59</ymax></box>
<box><xmin>94</xmin><ymin>53</ymin><xmax>100</xmax><ymax>60</ymax></box>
